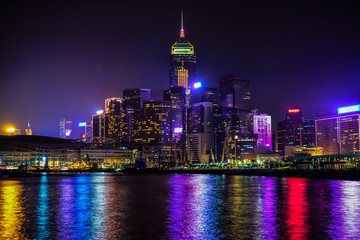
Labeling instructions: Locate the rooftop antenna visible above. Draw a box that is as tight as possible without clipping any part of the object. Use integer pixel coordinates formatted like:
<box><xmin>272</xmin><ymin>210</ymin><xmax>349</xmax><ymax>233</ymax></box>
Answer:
<box><xmin>180</xmin><ymin>10</ymin><xmax>185</xmax><ymax>38</ymax></box>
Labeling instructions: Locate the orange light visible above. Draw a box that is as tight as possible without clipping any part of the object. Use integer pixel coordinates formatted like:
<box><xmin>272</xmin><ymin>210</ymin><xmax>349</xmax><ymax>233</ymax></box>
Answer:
<box><xmin>288</xmin><ymin>109</ymin><xmax>300</xmax><ymax>113</ymax></box>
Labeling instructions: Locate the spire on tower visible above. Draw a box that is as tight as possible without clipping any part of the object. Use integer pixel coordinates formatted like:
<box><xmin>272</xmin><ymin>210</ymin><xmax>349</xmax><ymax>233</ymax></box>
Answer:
<box><xmin>26</xmin><ymin>120</ymin><xmax>32</xmax><ymax>135</ymax></box>
<box><xmin>180</xmin><ymin>10</ymin><xmax>185</xmax><ymax>38</ymax></box>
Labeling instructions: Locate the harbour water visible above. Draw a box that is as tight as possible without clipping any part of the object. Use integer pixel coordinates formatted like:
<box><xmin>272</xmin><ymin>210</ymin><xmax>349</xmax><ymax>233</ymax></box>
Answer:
<box><xmin>0</xmin><ymin>173</ymin><xmax>360</xmax><ymax>239</ymax></box>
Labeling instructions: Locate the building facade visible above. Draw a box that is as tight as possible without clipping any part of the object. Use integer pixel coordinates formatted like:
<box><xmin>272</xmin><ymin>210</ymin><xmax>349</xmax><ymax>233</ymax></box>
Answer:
<box><xmin>59</xmin><ymin>118</ymin><xmax>72</xmax><ymax>139</ymax></box>
<box><xmin>252</xmin><ymin>111</ymin><xmax>272</xmax><ymax>151</ymax></box>
<box><xmin>123</xmin><ymin>88</ymin><xmax>151</xmax><ymax>142</ymax></box>
<box><xmin>134</xmin><ymin>100</ymin><xmax>171</xmax><ymax>146</ymax></box>
<box><xmin>316</xmin><ymin>105</ymin><xmax>360</xmax><ymax>154</ymax></box>
<box><xmin>187</xmin><ymin>102</ymin><xmax>214</xmax><ymax>163</ymax></box>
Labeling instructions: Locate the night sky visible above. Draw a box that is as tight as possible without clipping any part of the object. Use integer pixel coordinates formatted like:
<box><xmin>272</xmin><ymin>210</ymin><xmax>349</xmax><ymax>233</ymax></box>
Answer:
<box><xmin>1</xmin><ymin>1</ymin><xmax>359</xmax><ymax>137</ymax></box>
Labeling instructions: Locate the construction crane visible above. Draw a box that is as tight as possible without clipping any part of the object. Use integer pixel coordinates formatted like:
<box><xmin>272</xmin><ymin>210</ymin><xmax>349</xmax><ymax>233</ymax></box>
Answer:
<box><xmin>210</xmin><ymin>149</ymin><xmax>215</xmax><ymax>163</ymax></box>
<box><xmin>200</xmin><ymin>141</ymin><xmax>207</xmax><ymax>164</ymax></box>
<box><xmin>221</xmin><ymin>138</ymin><xmax>226</xmax><ymax>164</ymax></box>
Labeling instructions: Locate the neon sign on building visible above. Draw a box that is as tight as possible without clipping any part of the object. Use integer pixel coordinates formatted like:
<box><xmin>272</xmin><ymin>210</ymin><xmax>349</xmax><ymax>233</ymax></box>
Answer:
<box><xmin>338</xmin><ymin>104</ymin><xmax>360</xmax><ymax>114</ymax></box>
<box><xmin>288</xmin><ymin>109</ymin><xmax>300</xmax><ymax>113</ymax></box>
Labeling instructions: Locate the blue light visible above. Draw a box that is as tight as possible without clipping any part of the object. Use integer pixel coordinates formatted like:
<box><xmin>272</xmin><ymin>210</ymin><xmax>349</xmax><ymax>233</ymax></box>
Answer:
<box><xmin>79</xmin><ymin>122</ymin><xmax>86</xmax><ymax>127</ymax></box>
<box><xmin>174</xmin><ymin>127</ymin><xmax>183</xmax><ymax>133</ymax></box>
<box><xmin>338</xmin><ymin>104</ymin><xmax>360</xmax><ymax>114</ymax></box>
<box><xmin>193</xmin><ymin>82</ymin><xmax>202</xmax><ymax>88</ymax></box>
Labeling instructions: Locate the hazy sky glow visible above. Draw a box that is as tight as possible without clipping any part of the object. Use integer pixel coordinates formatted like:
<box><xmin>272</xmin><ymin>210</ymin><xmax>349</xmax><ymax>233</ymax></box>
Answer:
<box><xmin>0</xmin><ymin>1</ymin><xmax>359</xmax><ymax>136</ymax></box>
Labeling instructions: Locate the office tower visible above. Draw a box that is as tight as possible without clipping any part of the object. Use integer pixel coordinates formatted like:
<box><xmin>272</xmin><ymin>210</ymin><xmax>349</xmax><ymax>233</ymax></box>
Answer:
<box><xmin>251</xmin><ymin>110</ymin><xmax>272</xmax><ymax>151</ymax></box>
<box><xmin>276</xmin><ymin>108</ymin><xmax>303</xmax><ymax>154</ymax></box>
<box><xmin>227</xmin><ymin>129</ymin><xmax>257</xmax><ymax>161</ymax></box>
<box><xmin>25</xmin><ymin>121</ymin><xmax>32</xmax><ymax>135</ymax></box>
<box><xmin>302</xmin><ymin>119</ymin><xmax>316</xmax><ymax>147</ymax></box>
<box><xmin>316</xmin><ymin>104</ymin><xmax>360</xmax><ymax>154</ymax></box>
<box><xmin>78</xmin><ymin>121</ymin><xmax>87</xmax><ymax>139</ymax></box>
<box><xmin>105</xmin><ymin>97</ymin><xmax>124</xmax><ymax>142</ymax></box>
<box><xmin>213</xmin><ymin>106</ymin><xmax>240</xmax><ymax>161</ymax></box>
<box><xmin>339</xmin><ymin>111</ymin><xmax>360</xmax><ymax>154</ymax></box>
<box><xmin>190</xmin><ymin>86</ymin><xmax>218</xmax><ymax>105</ymax></box>
<box><xmin>187</xmin><ymin>102</ymin><xmax>214</xmax><ymax>163</ymax></box>
<box><xmin>59</xmin><ymin>118</ymin><xmax>72</xmax><ymax>139</ymax></box>
<box><xmin>316</xmin><ymin>108</ymin><xmax>341</xmax><ymax>155</ymax></box>
<box><xmin>85</xmin><ymin>121</ymin><xmax>92</xmax><ymax>140</ymax></box>
<box><xmin>169</xmin><ymin>11</ymin><xmax>196</xmax><ymax>89</ymax></box>
<box><xmin>164</xmin><ymin>86</ymin><xmax>187</xmax><ymax>145</ymax></box>
<box><xmin>92</xmin><ymin>111</ymin><xmax>104</xmax><ymax>142</ymax></box>
<box><xmin>219</xmin><ymin>73</ymin><xmax>251</xmax><ymax>132</ymax></box>
<box><xmin>92</xmin><ymin>98</ymin><xmax>124</xmax><ymax>143</ymax></box>
<box><xmin>219</xmin><ymin>73</ymin><xmax>250</xmax><ymax>112</ymax></box>
<box><xmin>105</xmin><ymin>97</ymin><xmax>122</xmax><ymax>115</ymax></box>
<box><xmin>123</xmin><ymin>89</ymin><xmax>151</xmax><ymax>142</ymax></box>
<box><xmin>134</xmin><ymin>101</ymin><xmax>171</xmax><ymax>146</ymax></box>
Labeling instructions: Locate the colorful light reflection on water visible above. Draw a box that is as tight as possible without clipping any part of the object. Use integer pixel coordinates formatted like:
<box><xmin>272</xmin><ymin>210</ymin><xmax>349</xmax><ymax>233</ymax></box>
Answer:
<box><xmin>166</xmin><ymin>174</ymin><xmax>226</xmax><ymax>239</ymax></box>
<box><xmin>0</xmin><ymin>173</ymin><xmax>360</xmax><ymax>239</ymax></box>
<box><xmin>0</xmin><ymin>180</ymin><xmax>25</xmax><ymax>239</ymax></box>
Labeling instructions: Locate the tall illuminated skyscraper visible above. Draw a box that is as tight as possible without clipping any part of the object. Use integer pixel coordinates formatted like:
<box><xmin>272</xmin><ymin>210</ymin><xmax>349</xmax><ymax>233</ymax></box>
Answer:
<box><xmin>123</xmin><ymin>88</ymin><xmax>151</xmax><ymax>142</ymax></box>
<box><xmin>169</xmin><ymin>11</ymin><xmax>196</xmax><ymax>89</ymax></box>
<box><xmin>25</xmin><ymin>121</ymin><xmax>32</xmax><ymax>135</ymax></box>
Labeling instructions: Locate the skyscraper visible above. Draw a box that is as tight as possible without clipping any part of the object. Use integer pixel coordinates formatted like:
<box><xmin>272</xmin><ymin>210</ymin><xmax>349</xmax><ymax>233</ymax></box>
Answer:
<box><xmin>92</xmin><ymin>98</ymin><xmax>124</xmax><ymax>143</ymax></box>
<box><xmin>190</xmin><ymin>86</ymin><xmax>218</xmax><ymax>106</ymax></box>
<box><xmin>316</xmin><ymin>104</ymin><xmax>360</xmax><ymax>154</ymax></box>
<box><xmin>164</xmin><ymin>86</ymin><xmax>186</xmax><ymax>145</ymax></box>
<box><xmin>123</xmin><ymin>88</ymin><xmax>151</xmax><ymax>142</ymax></box>
<box><xmin>251</xmin><ymin>110</ymin><xmax>272</xmax><ymax>151</ymax></box>
<box><xmin>302</xmin><ymin>119</ymin><xmax>316</xmax><ymax>148</ymax></box>
<box><xmin>219</xmin><ymin>73</ymin><xmax>251</xmax><ymax>132</ymax></box>
<box><xmin>59</xmin><ymin>118</ymin><xmax>72</xmax><ymax>139</ymax></box>
<box><xmin>219</xmin><ymin>74</ymin><xmax>251</xmax><ymax>112</ymax></box>
<box><xmin>134</xmin><ymin>100</ymin><xmax>171</xmax><ymax>146</ymax></box>
<box><xmin>187</xmin><ymin>102</ymin><xmax>214</xmax><ymax>163</ymax></box>
<box><xmin>105</xmin><ymin>97</ymin><xmax>124</xmax><ymax>142</ymax></box>
<box><xmin>25</xmin><ymin>121</ymin><xmax>32</xmax><ymax>135</ymax></box>
<box><xmin>169</xmin><ymin>11</ymin><xmax>196</xmax><ymax>89</ymax></box>
<box><xmin>276</xmin><ymin>108</ymin><xmax>303</xmax><ymax>154</ymax></box>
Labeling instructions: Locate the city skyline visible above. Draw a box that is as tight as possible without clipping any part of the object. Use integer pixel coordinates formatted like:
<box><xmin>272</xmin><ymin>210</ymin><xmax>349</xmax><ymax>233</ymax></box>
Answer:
<box><xmin>0</xmin><ymin>1</ymin><xmax>359</xmax><ymax>136</ymax></box>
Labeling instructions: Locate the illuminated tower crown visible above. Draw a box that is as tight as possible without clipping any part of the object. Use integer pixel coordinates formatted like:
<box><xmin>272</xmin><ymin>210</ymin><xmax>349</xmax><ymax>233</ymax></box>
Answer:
<box><xmin>169</xmin><ymin>11</ymin><xmax>196</xmax><ymax>89</ymax></box>
<box><xmin>25</xmin><ymin>121</ymin><xmax>32</xmax><ymax>135</ymax></box>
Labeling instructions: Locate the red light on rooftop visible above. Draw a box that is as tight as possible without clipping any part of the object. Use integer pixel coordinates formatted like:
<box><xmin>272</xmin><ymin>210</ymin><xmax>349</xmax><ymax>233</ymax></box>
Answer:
<box><xmin>288</xmin><ymin>109</ymin><xmax>300</xmax><ymax>113</ymax></box>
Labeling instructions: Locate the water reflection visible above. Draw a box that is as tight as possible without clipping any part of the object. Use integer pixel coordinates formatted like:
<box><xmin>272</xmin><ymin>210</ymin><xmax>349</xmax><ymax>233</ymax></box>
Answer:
<box><xmin>35</xmin><ymin>174</ymin><xmax>50</xmax><ymax>239</ymax></box>
<box><xmin>261</xmin><ymin>177</ymin><xmax>279</xmax><ymax>239</ymax></box>
<box><xmin>91</xmin><ymin>174</ymin><xmax>127</xmax><ymax>239</ymax></box>
<box><xmin>73</xmin><ymin>174</ymin><xmax>92</xmax><ymax>238</ymax></box>
<box><xmin>340</xmin><ymin>181</ymin><xmax>360</xmax><ymax>238</ymax></box>
<box><xmin>166</xmin><ymin>174</ymin><xmax>226</xmax><ymax>239</ymax></box>
<box><xmin>327</xmin><ymin>180</ymin><xmax>360</xmax><ymax>238</ymax></box>
<box><xmin>285</xmin><ymin>178</ymin><xmax>310</xmax><ymax>240</ymax></box>
<box><xmin>91</xmin><ymin>175</ymin><xmax>109</xmax><ymax>238</ymax></box>
<box><xmin>0</xmin><ymin>180</ymin><xmax>26</xmax><ymax>239</ymax></box>
<box><xmin>1</xmin><ymin>174</ymin><xmax>360</xmax><ymax>239</ymax></box>
<box><xmin>226</xmin><ymin>176</ymin><xmax>262</xmax><ymax>239</ymax></box>
<box><xmin>56</xmin><ymin>177</ymin><xmax>75</xmax><ymax>239</ymax></box>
